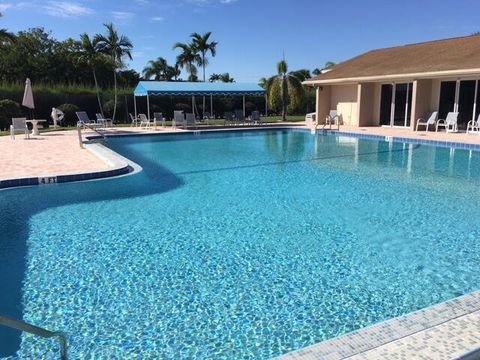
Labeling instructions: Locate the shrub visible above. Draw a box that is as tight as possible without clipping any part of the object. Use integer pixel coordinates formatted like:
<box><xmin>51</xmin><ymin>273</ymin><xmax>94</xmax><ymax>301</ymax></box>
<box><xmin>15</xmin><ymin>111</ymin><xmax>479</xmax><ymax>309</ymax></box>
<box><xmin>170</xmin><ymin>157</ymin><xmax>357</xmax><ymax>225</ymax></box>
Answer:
<box><xmin>0</xmin><ymin>99</ymin><xmax>23</xmax><ymax>131</ymax></box>
<box><xmin>57</xmin><ymin>103</ymin><xmax>80</xmax><ymax>126</ymax></box>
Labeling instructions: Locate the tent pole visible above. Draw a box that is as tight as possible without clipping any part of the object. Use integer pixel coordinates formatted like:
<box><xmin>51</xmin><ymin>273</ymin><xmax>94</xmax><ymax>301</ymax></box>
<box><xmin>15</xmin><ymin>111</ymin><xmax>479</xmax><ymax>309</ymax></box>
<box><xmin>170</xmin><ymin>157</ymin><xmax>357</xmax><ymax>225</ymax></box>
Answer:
<box><xmin>210</xmin><ymin>94</ymin><xmax>213</xmax><ymax>117</ymax></box>
<box><xmin>265</xmin><ymin>93</ymin><xmax>268</xmax><ymax>117</ymax></box>
<box><xmin>243</xmin><ymin>95</ymin><xmax>246</xmax><ymax>117</ymax></box>
<box><xmin>192</xmin><ymin>96</ymin><xmax>195</xmax><ymax>115</ymax></box>
<box><xmin>147</xmin><ymin>94</ymin><xmax>151</xmax><ymax>121</ymax></box>
<box><xmin>134</xmin><ymin>95</ymin><xmax>137</xmax><ymax>124</ymax></box>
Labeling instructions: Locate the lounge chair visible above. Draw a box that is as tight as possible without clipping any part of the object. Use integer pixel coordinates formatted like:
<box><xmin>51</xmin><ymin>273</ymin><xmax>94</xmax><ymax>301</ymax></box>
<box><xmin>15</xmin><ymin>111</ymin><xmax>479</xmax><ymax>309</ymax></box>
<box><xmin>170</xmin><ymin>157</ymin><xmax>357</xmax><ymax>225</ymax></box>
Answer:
<box><xmin>76</xmin><ymin>111</ymin><xmax>102</xmax><ymax>129</ymax></box>
<box><xmin>138</xmin><ymin>114</ymin><xmax>156</xmax><ymax>128</ymax></box>
<box><xmin>154</xmin><ymin>112</ymin><xmax>165</xmax><ymax>127</ymax></box>
<box><xmin>249</xmin><ymin>111</ymin><xmax>261</xmax><ymax>125</ymax></box>
<box><xmin>185</xmin><ymin>113</ymin><xmax>197</xmax><ymax>129</ymax></box>
<box><xmin>224</xmin><ymin>111</ymin><xmax>234</xmax><ymax>125</ymax></box>
<box><xmin>415</xmin><ymin>111</ymin><xmax>438</xmax><ymax>132</ymax></box>
<box><xmin>173</xmin><ymin>111</ymin><xmax>184</xmax><ymax>129</ymax></box>
<box><xmin>234</xmin><ymin>110</ymin><xmax>245</xmax><ymax>125</ymax></box>
<box><xmin>202</xmin><ymin>112</ymin><xmax>213</xmax><ymax>125</ymax></box>
<box><xmin>466</xmin><ymin>113</ymin><xmax>480</xmax><ymax>134</ymax></box>
<box><xmin>129</xmin><ymin>113</ymin><xmax>139</xmax><ymax>127</ymax></box>
<box><xmin>326</xmin><ymin>110</ymin><xmax>339</xmax><ymax>125</ymax></box>
<box><xmin>10</xmin><ymin>117</ymin><xmax>29</xmax><ymax>139</ymax></box>
<box><xmin>436</xmin><ymin>112</ymin><xmax>459</xmax><ymax>133</ymax></box>
<box><xmin>96</xmin><ymin>113</ymin><xmax>113</xmax><ymax>127</ymax></box>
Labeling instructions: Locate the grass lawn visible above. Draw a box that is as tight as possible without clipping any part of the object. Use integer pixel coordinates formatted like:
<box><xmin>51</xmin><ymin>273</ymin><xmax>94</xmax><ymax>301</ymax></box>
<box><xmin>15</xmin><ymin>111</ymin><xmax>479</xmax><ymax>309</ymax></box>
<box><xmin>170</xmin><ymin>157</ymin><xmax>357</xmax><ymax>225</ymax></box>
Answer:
<box><xmin>0</xmin><ymin>115</ymin><xmax>305</xmax><ymax>136</ymax></box>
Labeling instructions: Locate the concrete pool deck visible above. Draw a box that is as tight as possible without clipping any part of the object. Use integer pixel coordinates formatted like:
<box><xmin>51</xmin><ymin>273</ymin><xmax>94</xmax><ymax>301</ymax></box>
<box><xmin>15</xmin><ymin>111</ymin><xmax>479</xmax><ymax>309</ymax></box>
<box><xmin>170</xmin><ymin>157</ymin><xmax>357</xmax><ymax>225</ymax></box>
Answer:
<box><xmin>1</xmin><ymin>123</ymin><xmax>480</xmax><ymax>359</ymax></box>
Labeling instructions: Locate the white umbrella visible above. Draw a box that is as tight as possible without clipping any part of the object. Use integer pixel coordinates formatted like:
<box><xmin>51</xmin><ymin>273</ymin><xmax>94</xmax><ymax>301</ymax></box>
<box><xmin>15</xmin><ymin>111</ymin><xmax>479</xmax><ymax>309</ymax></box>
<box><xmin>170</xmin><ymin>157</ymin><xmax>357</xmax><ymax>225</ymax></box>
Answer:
<box><xmin>22</xmin><ymin>78</ymin><xmax>35</xmax><ymax>118</ymax></box>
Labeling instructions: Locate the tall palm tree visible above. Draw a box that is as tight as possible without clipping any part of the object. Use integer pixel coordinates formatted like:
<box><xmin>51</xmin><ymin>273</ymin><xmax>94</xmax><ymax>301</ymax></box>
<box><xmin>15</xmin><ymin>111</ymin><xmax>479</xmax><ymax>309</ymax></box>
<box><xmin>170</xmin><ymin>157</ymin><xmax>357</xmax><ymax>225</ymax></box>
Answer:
<box><xmin>95</xmin><ymin>23</ymin><xmax>133</xmax><ymax>121</ymax></box>
<box><xmin>190</xmin><ymin>32</ymin><xmax>217</xmax><ymax>82</ymax></box>
<box><xmin>143</xmin><ymin>57</ymin><xmax>169</xmax><ymax>80</ymax></box>
<box><xmin>173</xmin><ymin>42</ymin><xmax>201</xmax><ymax>81</ymax></box>
<box><xmin>169</xmin><ymin>63</ymin><xmax>181</xmax><ymax>81</ymax></box>
<box><xmin>77</xmin><ymin>33</ymin><xmax>104</xmax><ymax>116</ymax></box>
<box><xmin>209</xmin><ymin>72</ymin><xmax>234</xmax><ymax>83</ymax></box>
<box><xmin>268</xmin><ymin>59</ymin><xmax>304</xmax><ymax>121</ymax></box>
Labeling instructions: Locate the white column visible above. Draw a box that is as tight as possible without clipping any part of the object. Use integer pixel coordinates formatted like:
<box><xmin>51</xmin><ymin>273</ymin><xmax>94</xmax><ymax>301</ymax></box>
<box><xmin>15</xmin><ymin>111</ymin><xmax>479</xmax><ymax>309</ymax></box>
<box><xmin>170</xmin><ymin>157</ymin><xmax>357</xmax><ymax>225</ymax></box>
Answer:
<box><xmin>210</xmin><ymin>94</ymin><xmax>213</xmax><ymax>116</ymax></box>
<box><xmin>243</xmin><ymin>95</ymin><xmax>246</xmax><ymax>117</ymax></box>
<box><xmin>134</xmin><ymin>95</ymin><xmax>137</xmax><ymax>121</ymax></box>
<box><xmin>265</xmin><ymin>93</ymin><xmax>268</xmax><ymax>117</ymax></box>
<box><xmin>147</xmin><ymin>94</ymin><xmax>150</xmax><ymax>121</ymax></box>
<box><xmin>192</xmin><ymin>96</ymin><xmax>195</xmax><ymax>114</ymax></box>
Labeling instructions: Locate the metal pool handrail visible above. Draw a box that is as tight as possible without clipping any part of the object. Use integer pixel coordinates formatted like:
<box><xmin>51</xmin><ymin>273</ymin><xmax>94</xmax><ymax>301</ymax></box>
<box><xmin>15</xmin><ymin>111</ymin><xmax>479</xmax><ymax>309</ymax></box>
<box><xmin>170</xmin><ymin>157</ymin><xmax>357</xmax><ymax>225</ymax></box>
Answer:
<box><xmin>0</xmin><ymin>315</ymin><xmax>68</xmax><ymax>360</ymax></box>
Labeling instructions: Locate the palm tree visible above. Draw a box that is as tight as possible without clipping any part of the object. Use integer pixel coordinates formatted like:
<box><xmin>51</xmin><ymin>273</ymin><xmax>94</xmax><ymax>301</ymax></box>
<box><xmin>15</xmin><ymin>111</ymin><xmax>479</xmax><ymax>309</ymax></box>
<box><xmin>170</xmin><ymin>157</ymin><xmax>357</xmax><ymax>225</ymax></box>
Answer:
<box><xmin>77</xmin><ymin>33</ymin><xmax>104</xmax><ymax>116</ymax></box>
<box><xmin>95</xmin><ymin>23</ymin><xmax>133</xmax><ymax>121</ymax></box>
<box><xmin>312</xmin><ymin>61</ymin><xmax>336</xmax><ymax>76</ymax></box>
<box><xmin>210</xmin><ymin>72</ymin><xmax>235</xmax><ymax>83</ymax></box>
<box><xmin>143</xmin><ymin>57</ymin><xmax>169</xmax><ymax>80</ymax></box>
<box><xmin>169</xmin><ymin>63</ymin><xmax>181</xmax><ymax>81</ymax></box>
<box><xmin>173</xmin><ymin>42</ymin><xmax>201</xmax><ymax>81</ymax></box>
<box><xmin>268</xmin><ymin>59</ymin><xmax>304</xmax><ymax>121</ymax></box>
<box><xmin>190</xmin><ymin>32</ymin><xmax>217</xmax><ymax>82</ymax></box>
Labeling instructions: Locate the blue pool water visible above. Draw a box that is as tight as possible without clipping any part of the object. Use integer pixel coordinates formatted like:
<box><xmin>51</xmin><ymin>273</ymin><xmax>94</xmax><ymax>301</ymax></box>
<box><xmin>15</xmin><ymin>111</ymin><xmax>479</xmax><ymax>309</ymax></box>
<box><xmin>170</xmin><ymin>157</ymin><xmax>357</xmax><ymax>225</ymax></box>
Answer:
<box><xmin>1</xmin><ymin>129</ymin><xmax>480</xmax><ymax>359</ymax></box>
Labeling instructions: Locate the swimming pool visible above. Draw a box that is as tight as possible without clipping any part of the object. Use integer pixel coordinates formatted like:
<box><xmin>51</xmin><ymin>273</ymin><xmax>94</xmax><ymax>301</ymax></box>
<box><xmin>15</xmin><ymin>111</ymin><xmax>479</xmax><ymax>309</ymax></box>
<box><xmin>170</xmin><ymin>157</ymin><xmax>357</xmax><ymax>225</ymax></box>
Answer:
<box><xmin>1</xmin><ymin>129</ymin><xmax>479</xmax><ymax>359</ymax></box>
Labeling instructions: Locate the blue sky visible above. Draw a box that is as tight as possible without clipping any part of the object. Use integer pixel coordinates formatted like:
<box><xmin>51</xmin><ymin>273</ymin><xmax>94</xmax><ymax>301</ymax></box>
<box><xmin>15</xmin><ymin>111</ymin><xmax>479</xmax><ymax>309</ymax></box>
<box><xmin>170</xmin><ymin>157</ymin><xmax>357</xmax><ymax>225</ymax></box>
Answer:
<box><xmin>1</xmin><ymin>0</ymin><xmax>480</xmax><ymax>82</ymax></box>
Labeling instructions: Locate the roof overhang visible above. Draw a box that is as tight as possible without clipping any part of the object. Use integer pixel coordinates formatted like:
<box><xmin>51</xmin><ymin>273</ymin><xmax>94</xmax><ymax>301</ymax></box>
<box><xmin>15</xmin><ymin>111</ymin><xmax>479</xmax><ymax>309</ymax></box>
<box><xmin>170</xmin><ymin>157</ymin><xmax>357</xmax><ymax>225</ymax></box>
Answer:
<box><xmin>134</xmin><ymin>81</ymin><xmax>266</xmax><ymax>96</ymax></box>
<box><xmin>302</xmin><ymin>68</ymin><xmax>480</xmax><ymax>86</ymax></box>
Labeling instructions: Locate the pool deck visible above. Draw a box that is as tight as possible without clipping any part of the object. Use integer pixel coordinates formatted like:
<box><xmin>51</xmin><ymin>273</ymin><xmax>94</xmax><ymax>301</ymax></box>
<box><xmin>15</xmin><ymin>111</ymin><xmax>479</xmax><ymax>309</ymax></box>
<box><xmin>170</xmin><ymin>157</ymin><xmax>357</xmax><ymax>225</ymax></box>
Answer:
<box><xmin>1</xmin><ymin>123</ymin><xmax>480</xmax><ymax>359</ymax></box>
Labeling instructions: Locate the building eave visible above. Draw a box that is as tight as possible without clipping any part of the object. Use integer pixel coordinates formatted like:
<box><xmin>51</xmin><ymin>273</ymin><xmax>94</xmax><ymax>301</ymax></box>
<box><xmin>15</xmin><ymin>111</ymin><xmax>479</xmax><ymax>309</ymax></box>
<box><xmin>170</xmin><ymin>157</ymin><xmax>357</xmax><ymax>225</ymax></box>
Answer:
<box><xmin>302</xmin><ymin>68</ymin><xmax>480</xmax><ymax>86</ymax></box>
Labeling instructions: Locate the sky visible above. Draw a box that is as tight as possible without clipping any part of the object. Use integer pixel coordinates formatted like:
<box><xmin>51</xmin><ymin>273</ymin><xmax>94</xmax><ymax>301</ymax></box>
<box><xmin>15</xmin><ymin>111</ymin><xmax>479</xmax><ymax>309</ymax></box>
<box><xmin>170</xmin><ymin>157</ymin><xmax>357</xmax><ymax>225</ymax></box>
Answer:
<box><xmin>1</xmin><ymin>0</ymin><xmax>480</xmax><ymax>82</ymax></box>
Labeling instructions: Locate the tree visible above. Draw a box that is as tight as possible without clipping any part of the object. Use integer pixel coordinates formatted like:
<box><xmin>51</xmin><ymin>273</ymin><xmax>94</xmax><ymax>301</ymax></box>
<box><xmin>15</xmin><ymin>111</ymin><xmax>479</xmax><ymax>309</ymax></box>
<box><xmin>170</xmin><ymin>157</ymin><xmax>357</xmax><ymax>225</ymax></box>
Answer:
<box><xmin>190</xmin><ymin>32</ymin><xmax>217</xmax><ymax>82</ymax></box>
<box><xmin>77</xmin><ymin>33</ymin><xmax>105</xmax><ymax>116</ymax></box>
<box><xmin>209</xmin><ymin>72</ymin><xmax>235</xmax><ymax>83</ymax></box>
<box><xmin>143</xmin><ymin>57</ymin><xmax>169</xmax><ymax>80</ymax></box>
<box><xmin>268</xmin><ymin>59</ymin><xmax>304</xmax><ymax>121</ymax></box>
<box><xmin>173</xmin><ymin>42</ymin><xmax>201</xmax><ymax>81</ymax></box>
<box><xmin>289</xmin><ymin>69</ymin><xmax>311</xmax><ymax>82</ymax></box>
<box><xmin>95</xmin><ymin>23</ymin><xmax>133</xmax><ymax>121</ymax></box>
<box><xmin>312</xmin><ymin>61</ymin><xmax>336</xmax><ymax>75</ymax></box>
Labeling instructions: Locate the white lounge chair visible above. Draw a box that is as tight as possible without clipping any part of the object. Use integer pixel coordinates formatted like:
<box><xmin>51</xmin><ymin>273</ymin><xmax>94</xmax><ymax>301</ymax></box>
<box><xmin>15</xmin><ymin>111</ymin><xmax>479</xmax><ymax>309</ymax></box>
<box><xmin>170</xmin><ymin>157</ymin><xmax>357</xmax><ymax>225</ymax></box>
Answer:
<box><xmin>234</xmin><ymin>110</ymin><xmax>245</xmax><ymax>125</ymax></box>
<box><xmin>249</xmin><ymin>111</ymin><xmax>261</xmax><ymax>125</ymax></box>
<box><xmin>76</xmin><ymin>111</ymin><xmax>102</xmax><ymax>129</ymax></box>
<box><xmin>326</xmin><ymin>110</ymin><xmax>340</xmax><ymax>125</ymax></box>
<box><xmin>436</xmin><ymin>112</ymin><xmax>459</xmax><ymax>133</ymax></box>
<box><xmin>154</xmin><ymin>112</ymin><xmax>164</xmax><ymax>128</ymax></box>
<box><xmin>138</xmin><ymin>114</ymin><xmax>156</xmax><ymax>128</ymax></box>
<box><xmin>10</xmin><ymin>117</ymin><xmax>29</xmax><ymax>139</ymax></box>
<box><xmin>129</xmin><ymin>113</ymin><xmax>138</xmax><ymax>127</ymax></box>
<box><xmin>305</xmin><ymin>112</ymin><xmax>316</xmax><ymax>124</ymax></box>
<box><xmin>185</xmin><ymin>113</ymin><xmax>197</xmax><ymax>129</ymax></box>
<box><xmin>173</xmin><ymin>111</ymin><xmax>184</xmax><ymax>129</ymax></box>
<box><xmin>466</xmin><ymin>113</ymin><xmax>480</xmax><ymax>134</ymax></box>
<box><xmin>415</xmin><ymin>111</ymin><xmax>438</xmax><ymax>132</ymax></box>
<box><xmin>96</xmin><ymin>113</ymin><xmax>113</xmax><ymax>127</ymax></box>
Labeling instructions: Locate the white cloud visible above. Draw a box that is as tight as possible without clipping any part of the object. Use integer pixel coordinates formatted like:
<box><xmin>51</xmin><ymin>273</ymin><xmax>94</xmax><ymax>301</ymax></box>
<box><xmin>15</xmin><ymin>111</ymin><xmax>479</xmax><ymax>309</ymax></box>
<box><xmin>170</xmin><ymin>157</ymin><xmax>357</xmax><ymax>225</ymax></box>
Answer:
<box><xmin>220</xmin><ymin>0</ymin><xmax>237</xmax><ymax>3</ymax></box>
<box><xmin>150</xmin><ymin>16</ymin><xmax>164</xmax><ymax>22</ymax></box>
<box><xmin>111</xmin><ymin>11</ymin><xmax>134</xmax><ymax>21</ymax></box>
<box><xmin>0</xmin><ymin>3</ymin><xmax>13</xmax><ymax>12</ymax></box>
<box><xmin>42</xmin><ymin>1</ymin><xmax>93</xmax><ymax>18</ymax></box>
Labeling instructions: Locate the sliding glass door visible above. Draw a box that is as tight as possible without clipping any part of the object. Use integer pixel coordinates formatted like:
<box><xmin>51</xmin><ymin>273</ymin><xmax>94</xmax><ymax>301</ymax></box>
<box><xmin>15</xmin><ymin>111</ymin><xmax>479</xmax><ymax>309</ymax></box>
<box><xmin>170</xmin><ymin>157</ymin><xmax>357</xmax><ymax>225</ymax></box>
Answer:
<box><xmin>379</xmin><ymin>82</ymin><xmax>412</xmax><ymax>127</ymax></box>
<box><xmin>439</xmin><ymin>80</ymin><xmax>479</xmax><ymax>130</ymax></box>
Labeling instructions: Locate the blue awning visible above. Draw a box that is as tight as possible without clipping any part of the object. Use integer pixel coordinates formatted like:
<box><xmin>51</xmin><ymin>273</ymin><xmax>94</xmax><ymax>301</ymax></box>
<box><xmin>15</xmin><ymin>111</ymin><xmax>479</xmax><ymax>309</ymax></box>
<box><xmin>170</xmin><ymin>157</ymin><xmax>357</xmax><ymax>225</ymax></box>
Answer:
<box><xmin>134</xmin><ymin>81</ymin><xmax>266</xmax><ymax>96</ymax></box>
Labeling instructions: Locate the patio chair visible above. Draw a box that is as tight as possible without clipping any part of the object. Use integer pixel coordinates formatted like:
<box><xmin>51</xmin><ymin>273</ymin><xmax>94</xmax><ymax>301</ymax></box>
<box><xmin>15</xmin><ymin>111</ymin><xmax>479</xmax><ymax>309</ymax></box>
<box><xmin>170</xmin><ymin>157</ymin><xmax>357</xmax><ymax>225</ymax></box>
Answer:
<box><xmin>415</xmin><ymin>111</ymin><xmax>438</xmax><ymax>132</ymax></box>
<box><xmin>76</xmin><ymin>111</ymin><xmax>102</xmax><ymax>128</ymax></box>
<box><xmin>185</xmin><ymin>113</ymin><xmax>197</xmax><ymax>129</ymax></box>
<box><xmin>203</xmin><ymin>112</ymin><xmax>213</xmax><ymax>125</ymax></box>
<box><xmin>249</xmin><ymin>111</ymin><xmax>261</xmax><ymax>125</ymax></box>
<box><xmin>138</xmin><ymin>114</ymin><xmax>156</xmax><ymax>128</ymax></box>
<box><xmin>224</xmin><ymin>111</ymin><xmax>234</xmax><ymax>125</ymax></box>
<box><xmin>10</xmin><ymin>117</ymin><xmax>29</xmax><ymax>140</ymax></box>
<box><xmin>466</xmin><ymin>113</ymin><xmax>480</xmax><ymax>134</ymax></box>
<box><xmin>129</xmin><ymin>113</ymin><xmax>139</xmax><ymax>127</ymax></box>
<box><xmin>154</xmin><ymin>112</ymin><xmax>165</xmax><ymax>128</ymax></box>
<box><xmin>436</xmin><ymin>112</ymin><xmax>459</xmax><ymax>133</ymax></box>
<box><xmin>325</xmin><ymin>110</ymin><xmax>339</xmax><ymax>125</ymax></box>
<box><xmin>234</xmin><ymin>110</ymin><xmax>245</xmax><ymax>125</ymax></box>
<box><xmin>96</xmin><ymin>113</ymin><xmax>113</xmax><ymax>127</ymax></box>
<box><xmin>173</xmin><ymin>111</ymin><xmax>184</xmax><ymax>129</ymax></box>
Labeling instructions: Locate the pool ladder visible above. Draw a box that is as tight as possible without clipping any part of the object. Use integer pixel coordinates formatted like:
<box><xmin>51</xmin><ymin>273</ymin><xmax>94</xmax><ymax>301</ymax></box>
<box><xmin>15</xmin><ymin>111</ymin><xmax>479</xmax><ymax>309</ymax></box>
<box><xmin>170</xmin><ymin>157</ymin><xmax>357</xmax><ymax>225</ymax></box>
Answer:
<box><xmin>0</xmin><ymin>315</ymin><xmax>68</xmax><ymax>359</ymax></box>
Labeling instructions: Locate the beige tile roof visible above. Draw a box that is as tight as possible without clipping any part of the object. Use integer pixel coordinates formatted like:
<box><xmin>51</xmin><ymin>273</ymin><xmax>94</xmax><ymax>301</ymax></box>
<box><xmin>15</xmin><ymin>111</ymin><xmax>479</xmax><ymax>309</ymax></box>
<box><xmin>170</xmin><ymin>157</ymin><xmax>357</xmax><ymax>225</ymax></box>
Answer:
<box><xmin>308</xmin><ymin>36</ymin><xmax>480</xmax><ymax>83</ymax></box>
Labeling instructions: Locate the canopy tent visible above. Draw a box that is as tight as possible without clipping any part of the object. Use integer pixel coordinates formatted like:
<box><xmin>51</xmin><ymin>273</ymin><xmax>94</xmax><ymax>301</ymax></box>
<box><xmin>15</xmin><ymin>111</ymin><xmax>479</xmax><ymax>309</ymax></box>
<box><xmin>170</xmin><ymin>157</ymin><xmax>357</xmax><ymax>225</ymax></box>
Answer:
<box><xmin>133</xmin><ymin>81</ymin><xmax>267</xmax><ymax>121</ymax></box>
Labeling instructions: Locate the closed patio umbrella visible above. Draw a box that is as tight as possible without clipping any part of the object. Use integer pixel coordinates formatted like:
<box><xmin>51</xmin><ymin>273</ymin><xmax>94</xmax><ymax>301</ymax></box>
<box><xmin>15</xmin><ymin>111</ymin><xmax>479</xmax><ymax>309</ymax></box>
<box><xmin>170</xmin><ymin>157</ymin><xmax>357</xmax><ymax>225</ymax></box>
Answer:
<box><xmin>22</xmin><ymin>78</ymin><xmax>35</xmax><ymax>118</ymax></box>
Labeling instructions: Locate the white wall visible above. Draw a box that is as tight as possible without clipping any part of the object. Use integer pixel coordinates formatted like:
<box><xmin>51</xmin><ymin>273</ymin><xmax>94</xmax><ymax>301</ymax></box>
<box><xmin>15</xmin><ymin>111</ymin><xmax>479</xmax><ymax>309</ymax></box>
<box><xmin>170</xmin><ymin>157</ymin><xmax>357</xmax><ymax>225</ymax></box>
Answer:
<box><xmin>330</xmin><ymin>84</ymin><xmax>358</xmax><ymax>125</ymax></box>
